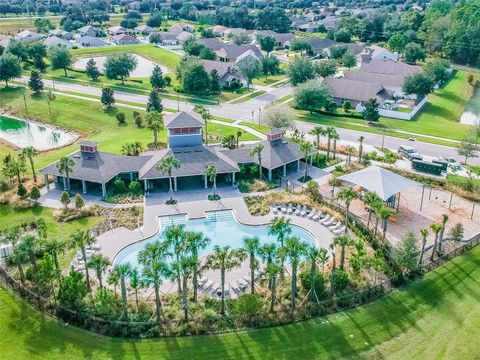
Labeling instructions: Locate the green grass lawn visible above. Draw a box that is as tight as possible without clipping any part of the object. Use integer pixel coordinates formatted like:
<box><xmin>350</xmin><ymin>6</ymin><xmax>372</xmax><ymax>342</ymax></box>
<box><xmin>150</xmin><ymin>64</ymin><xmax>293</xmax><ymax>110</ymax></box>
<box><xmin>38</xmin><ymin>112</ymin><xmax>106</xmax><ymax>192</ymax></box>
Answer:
<box><xmin>231</xmin><ymin>90</ymin><xmax>267</xmax><ymax>104</ymax></box>
<box><xmin>252</xmin><ymin>74</ymin><xmax>288</xmax><ymax>86</ymax></box>
<box><xmin>208</xmin><ymin>122</ymin><xmax>258</xmax><ymax>141</ymax></box>
<box><xmin>239</xmin><ymin>121</ymin><xmax>270</xmax><ymax>134</ymax></box>
<box><xmin>1</xmin><ymin>244</ymin><xmax>479</xmax><ymax>359</ymax></box>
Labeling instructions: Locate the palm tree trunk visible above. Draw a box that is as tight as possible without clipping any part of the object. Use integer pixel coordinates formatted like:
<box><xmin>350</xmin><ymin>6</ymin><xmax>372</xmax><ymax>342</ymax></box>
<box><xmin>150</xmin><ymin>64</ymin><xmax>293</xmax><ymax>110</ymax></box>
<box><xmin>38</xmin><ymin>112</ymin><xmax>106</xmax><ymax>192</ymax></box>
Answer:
<box><xmin>417</xmin><ymin>240</ymin><xmax>426</xmax><ymax>268</ymax></box>
<box><xmin>291</xmin><ymin>264</ymin><xmax>297</xmax><ymax>315</ymax></box>
<box><xmin>18</xmin><ymin>263</ymin><xmax>26</xmax><ymax>284</ymax></box>
<box><xmin>383</xmin><ymin>219</ymin><xmax>388</xmax><ymax>240</ymax></box>
<box><xmin>310</xmin><ymin>262</ymin><xmax>318</xmax><ymax>302</ymax></box>
<box><xmin>81</xmin><ymin>246</ymin><xmax>91</xmax><ymax>292</ymax></box>
<box><xmin>29</xmin><ymin>157</ymin><xmax>36</xmax><ymax>182</ymax></box>
<box><xmin>98</xmin><ymin>272</ymin><xmax>103</xmax><ymax>288</ymax></box>
<box><xmin>205</xmin><ymin>120</ymin><xmax>208</xmax><ymax>146</ymax></box>
<box><xmin>340</xmin><ymin>246</ymin><xmax>345</xmax><ymax>270</ymax></box>
<box><xmin>367</xmin><ymin>209</ymin><xmax>372</xmax><ymax>229</ymax></box>
<box><xmin>327</xmin><ymin>138</ymin><xmax>331</xmax><ymax>159</ymax></box>
<box><xmin>168</xmin><ymin>175</ymin><xmax>173</xmax><ymax>200</ymax></box>
<box><xmin>374</xmin><ymin>216</ymin><xmax>380</xmax><ymax>237</ymax></box>
<box><xmin>258</xmin><ymin>157</ymin><xmax>262</xmax><ymax>180</ymax></box>
<box><xmin>121</xmin><ymin>278</ymin><xmax>128</xmax><ymax>320</ymax></box>
<box><xmin>135</xmin><ymin>289</ymin><xmax>139</xmax><ymax>310</ymax></box>
<box><xmin>176</xmin><ymin>254</ymin><xmax>181</xmax><ymax>294</ymax></box>
<box><xmin>345</xmin><ymin>206</ymin><xmax>350</xmax><ymax>235</ymax></box>
<box><xmin>154</xmin><ymin>278</ymin><xmax>162</xmax><ymax>327</ymax></box>
<box><xmin>220</xmin><ymin>268</ymin><xmax>226</xmax><ymax>315</ymax></box>
<box><xmin>430</xmin><ymin>234</ymin><xmax>439</xmax><ymax>261</ymax></box>
<box><xmin>269</xmin><ymin>275</ymin><xmax>276</xmax><ymax>313</ymax></box>
<box><xmin>250</xmin><ymin>253</ymin><xmax>255</xmax><ymax>294</ymax></box>
<box><xmin>182</xmin><ymin>274</ymin><xmax>189</xmax><ymax>322</ymax></box>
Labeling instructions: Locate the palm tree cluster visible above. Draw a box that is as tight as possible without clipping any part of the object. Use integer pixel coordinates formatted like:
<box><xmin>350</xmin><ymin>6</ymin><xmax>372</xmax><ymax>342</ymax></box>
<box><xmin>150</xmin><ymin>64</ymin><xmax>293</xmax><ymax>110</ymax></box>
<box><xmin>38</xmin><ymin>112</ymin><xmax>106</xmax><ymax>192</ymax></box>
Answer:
<box><xmin>362</xmin><ymin>191</ymin><xmax>395</xmax><ymax>240</ymax></box>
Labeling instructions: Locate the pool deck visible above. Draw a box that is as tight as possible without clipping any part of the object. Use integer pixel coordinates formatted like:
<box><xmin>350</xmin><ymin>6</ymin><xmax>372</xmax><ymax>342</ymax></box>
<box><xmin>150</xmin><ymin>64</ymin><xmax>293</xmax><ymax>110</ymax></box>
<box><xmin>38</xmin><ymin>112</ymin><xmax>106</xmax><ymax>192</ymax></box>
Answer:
<box><xmin>96</xmin><ymin>193</ymin><xmax>335</xmax><ymax>263</ymax></box>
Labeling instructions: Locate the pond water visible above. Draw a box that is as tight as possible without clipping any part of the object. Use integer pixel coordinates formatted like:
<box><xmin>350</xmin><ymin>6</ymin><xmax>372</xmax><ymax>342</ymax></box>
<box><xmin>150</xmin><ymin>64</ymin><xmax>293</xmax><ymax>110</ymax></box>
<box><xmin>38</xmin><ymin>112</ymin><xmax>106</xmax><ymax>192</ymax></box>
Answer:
<box><xmin>114</xmin><ymin>210</ymin><xmax>318</xmax><ymax>269</ymax></box>
<box><xmin>460</xmin><ymin>85</ymin><xmax>480</xmax><ymax>125</ymax></box>
<box><xmin>73</xmin><ymin>54</ymin><xmax>169</xmax><ymax>78</ymax></box>
<box><xmin>0</xmin><ymin>115</ymin><xmax>76</xmax><ymax>150</ymax></box>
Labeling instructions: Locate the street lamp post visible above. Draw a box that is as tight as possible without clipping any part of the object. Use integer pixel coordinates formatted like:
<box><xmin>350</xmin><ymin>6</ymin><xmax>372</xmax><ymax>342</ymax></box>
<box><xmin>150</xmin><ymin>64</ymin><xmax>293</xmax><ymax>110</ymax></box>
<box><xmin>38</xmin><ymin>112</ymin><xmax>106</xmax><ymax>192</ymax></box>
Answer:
<box><xmin>381</xmin><ymin>128</ymin><xmax>386</xmax><ymax>149</ymax></box>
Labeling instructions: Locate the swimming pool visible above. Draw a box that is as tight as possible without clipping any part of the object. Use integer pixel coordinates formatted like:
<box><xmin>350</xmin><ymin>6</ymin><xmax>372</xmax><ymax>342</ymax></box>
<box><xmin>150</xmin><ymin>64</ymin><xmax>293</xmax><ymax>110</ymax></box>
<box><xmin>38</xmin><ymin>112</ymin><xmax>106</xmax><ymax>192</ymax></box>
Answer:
<box><xmin>114</xmin><ymin>210</ymin><xmax>317</xmax><ymax>268</ymax></box>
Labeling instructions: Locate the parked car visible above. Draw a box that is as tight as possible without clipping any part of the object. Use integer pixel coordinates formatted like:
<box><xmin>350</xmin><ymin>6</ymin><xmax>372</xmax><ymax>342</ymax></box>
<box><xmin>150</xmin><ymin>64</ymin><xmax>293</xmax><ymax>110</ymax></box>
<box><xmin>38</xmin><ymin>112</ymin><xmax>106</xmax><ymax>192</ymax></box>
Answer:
<box><xmin>398</xmin><ymin>145</ymin><xmax>422</xmax><ymax>160</ymax></box>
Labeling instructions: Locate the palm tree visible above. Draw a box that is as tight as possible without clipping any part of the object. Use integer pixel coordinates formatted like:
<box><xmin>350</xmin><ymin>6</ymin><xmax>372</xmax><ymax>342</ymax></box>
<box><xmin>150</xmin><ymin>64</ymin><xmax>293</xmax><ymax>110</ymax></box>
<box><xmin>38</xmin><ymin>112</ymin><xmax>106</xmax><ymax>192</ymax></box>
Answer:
<box><xmin>265</xmin><ymin>262</ymin><xmax>282</xmax><ymax>313</ymax></box>
<box><xmin>346</xmin><ymin>145</ymin><xmax>355</xmax><ymax>165</ymax></box>
<box><xmin>333</xmin><ymin>235</ymin><xmax>351</xmax><ymax>270</ymax></box>
<box><xmin>236</xmin><ymin>130</ymin><xmax>243</xmax><ymax>148</ymax></box>
<box><xmin>194</xmin><ymin>105</ymin><xmax>211</xmax><ymax>146</ymax></box>
<box><xmin>268</xmin><ymin>216</ymin><xmax>292</xmax><ymax>273</ymax></box>
<box><xmin>318</xmin><ymin>247</ymin><xmax>329</xmax><ymax>273</ymax></box>
<box><xmin>378</xmin><ymin>206</ymin><xmax>395</xmax><ymax>240</ymax></box>
<box><xmin>363</xmin><ymin>192</ymin><xmax>382</xmax><ymax>229</ymax></box>
<box><xmin>332</xmin><ymin>132</ymin><xmax>340</xmax><ymax>159</ymax></box>
<box><xmin>429</xmin><ymin>223</ymin><xmax>442</xmax><ymax>261</ymax></box>
<box><xmin>258</xmin><ymin>242</ymin><xmax>277</xmax><ymax>289</ymax></box>
<box><xmin>113</xmin><ymin>263</ymin><xmax>132</xmax><ymax>320</ymax></box>
<box><xmin>300</xmin><ymin>140</ymin><xmax>314</xmax><ymax>181</ymax></box>
<box><xmin>41</xmin><ymin>237</ymin><xmax>64</xmax><ymax>280</ymax></box>
<box><xmin>336</xmin><ymin>187</ymin><xmax>359</xmax><ymax>234</ymax></box>
<box><xmin>129</xmin><ymin>266</ymin><xmax>141</xmax><ymax>310</ymax></box>
<box><xmin>146</xmin><ymin>111</ymin><xmax>164</xmax><ymax>147</ymax></box>
<box><xmin>417</xmin><ymin>228</ymin><xmax>428</xmax><ymax>268</ymax></box>
<box><xmin>306</xmin><ymin>245</ymin><xmax>322</xmax><ymax>302</ymax></box>
<box><xmin>87</xmin><ymin>254</ymin><xmax>110</xmax><ymax>288</ymax></box>
<box><xmin>20</xmin><ymin>234</ymin><xmax>42</xmax><ymax>273</ymax></box>
<box><xmin>156</xmin><ymin>155</ymin><xmax>181</xmax><ymax>202</ymax></box>
<box><xmin>138</xmin><ymin>240</ymin><xmax>171</xmax><ymax>328</ymax></box>
<box><xmin>56</xmin><ymin>157</ymin><xmax>75</xmax><ymax>191</ymax></box>
<box><xmin>438</xmin><ymin>214</ymin><xmax>449</xmax><ymax>253</ymax></box>
<box><xmin>69</xmin><ymin>230</ymin><xmax>95</xmax><ymax>291</ymax></box>
<box><xmin>204</xmin><ymin>245</ymin><xmax>245</xmax><ymax>315</ymax></box>
<box><xmin>204</xmin><ymin>163</ymin><xmax>218</xmax><ymax>197</ymax></box>
<box><xmin>249</xmin><ymin>144</ymin><xmax>264</xmax><ymax>180</ymax></box>
<box><xmin>2</xmin><ymin>228</ymin><xmax>26</xmax><ymax>284</ymax></box>
<box><xmin>185</xmin><ymin>231</ymin><xmax>210</xmax><ymax>303</ymax></box>
<box><xmin>163</xmin><ymin>224</ymin><xmax>186</xmax><ymax>293</ymax></box>
<box><xmin>242</xmin><ymin>236</ymin><xmax>260</xmax><ymax>294</ymax></box>
<box><xmin>325</xmin><ymin>127</ymin><xmax>337</xmax><ymax>160</ymax></box>
<box><xmin>358</xmin><ymin>136</ymin><xmax>365</xmax><ymax>163</ymax></box>
<box><xmin>277</xmin><ymin>236</ymin><xmax>308</xmax><ymax>314</ymax></box>
<box><xmin>10</xmin><ymin>246</ymin><xmax>28</xmax><ymax>285</ymax></box>
<box><xmin>22</xmin><ymin>146</ymin><xmax>38</xmax><ymax>182</ymax></box>
<box><xmin>309</xmin><ymin>126</ymin><xmax>326</xmax><ymax>160</ymax></box>
<box><xmin>108</xmin><ymin>269</ymin><xmax>120</xmax><ymax>294</ymax></box>
<box><xmin>329</xmin><ymin>243</ymin><xmax>336</xmax><ymax>271</ymax></box>
<box><xmin>174</xmin><ymin>255</ymin><xmax>196</xmax><ymax>322</ymax></box>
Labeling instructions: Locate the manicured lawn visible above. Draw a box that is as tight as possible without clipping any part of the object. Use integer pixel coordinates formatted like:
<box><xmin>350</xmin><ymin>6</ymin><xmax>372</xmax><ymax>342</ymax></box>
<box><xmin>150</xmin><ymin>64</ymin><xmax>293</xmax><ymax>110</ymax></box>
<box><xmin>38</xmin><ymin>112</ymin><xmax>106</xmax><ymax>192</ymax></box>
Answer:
<box><xmin>208</xmin><ymin>122</ymin><xmax>258</xmax><ymax>141</ymax></box>
<box><xmin>252</xmin><ymin>74</ymin><xmax>288</xmax><ymax>86</ymax></box>
<box><xmin>71</xmin><ymin>44</ymin><xmax>181</xmax><ymax>71</ymax></box>
<box><xmin>1</xmin><ymin>244</ymin><xmax>479</xmax><ymax>359</ymax></box>
<box><xmin>231</xmin><ymin>90</ymin><xmax>267</xmax><ymax>104</ymax></box>
<box><xmin>239</xmin><ymin>121</ymin><xmax>270</xmax><ymax>134</ymax></box>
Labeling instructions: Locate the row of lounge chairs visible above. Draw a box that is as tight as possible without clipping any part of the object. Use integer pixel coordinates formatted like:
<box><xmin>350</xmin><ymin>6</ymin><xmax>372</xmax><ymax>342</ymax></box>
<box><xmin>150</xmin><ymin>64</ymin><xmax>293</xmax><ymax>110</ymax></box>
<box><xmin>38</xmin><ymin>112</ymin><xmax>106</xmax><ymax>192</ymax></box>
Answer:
<box><xmin>198</xmin><ymin>275</ymin><xmax>251</xmax><ymax>299</ymax></box>
<box><xmin>271</xmin><ymin>203</ymin><xmax>346</xmax><ymax>235</ymax></box>
<box><xmin>70</xmin><ymin>244</ymin><xmax>102</xmax><ymax>272</ymax></box>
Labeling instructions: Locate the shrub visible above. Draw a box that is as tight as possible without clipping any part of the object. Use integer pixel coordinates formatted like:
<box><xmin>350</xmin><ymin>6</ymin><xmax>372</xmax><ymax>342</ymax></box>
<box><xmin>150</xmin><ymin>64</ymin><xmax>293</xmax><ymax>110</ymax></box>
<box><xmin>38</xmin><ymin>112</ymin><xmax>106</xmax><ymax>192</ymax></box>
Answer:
<box><xmin>17</xmin><ymin>183</ymin><xmax>27</xmax><ymax>197</ymax></box>
<box><xmin>128</xmin><ymin>180</ymin><xmax>142</xmax><ymax>195</ymax></box>
<box><xmin>60</xmin><ymin>191</ymin><xmax>71</xmax><ymax>208</ymax></box>
<box><xmin>112</xmin><ymin>178</ymin><xmax>128</xmax><ymax>194</ymax></box>
<box><xmin>163</xmin><ymin>75</ymin><xmax>171</xmax><ymax>86</ymax></box>
<box><xmin>299</xmin><ymin>269</ymin><xmax>326</xmax><ymax>299</ymax></box>
<box><xmin>233</xmin><ymin>294</ymin><xmax>264</xmax><ymax>322</ymax></box>
<box><xmin>134</xmin><ymin>115</ymin><xmax>143</xmax><ymax>128</ymax></box>
<box><xmin>115</xmin><ymin>112</ymin><xmax>126</xmax><ymax>124</ymax></box>
<box><xmin>29</xmin><ymin>185</ymin><xmax>41</xmax><ymax>201</ymax></box>
<box><xmin>331</xmin><ymin>269</ymin><xmax>349</xmax><ymax>292</ymax></box>
<box><xmin>75</xmin><ymin>193</ymin><xmax>85</xmax><ymax>209</ymax></box>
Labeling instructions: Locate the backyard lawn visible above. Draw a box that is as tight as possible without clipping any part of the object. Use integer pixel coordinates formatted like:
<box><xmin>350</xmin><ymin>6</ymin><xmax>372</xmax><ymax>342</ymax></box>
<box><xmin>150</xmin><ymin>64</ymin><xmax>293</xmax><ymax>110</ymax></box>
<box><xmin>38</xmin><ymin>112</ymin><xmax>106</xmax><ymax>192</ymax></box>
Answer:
<box><xmin>0</xmin><ymin>244</ymin><xmax>479</xmax><ymax>359</ymax></box>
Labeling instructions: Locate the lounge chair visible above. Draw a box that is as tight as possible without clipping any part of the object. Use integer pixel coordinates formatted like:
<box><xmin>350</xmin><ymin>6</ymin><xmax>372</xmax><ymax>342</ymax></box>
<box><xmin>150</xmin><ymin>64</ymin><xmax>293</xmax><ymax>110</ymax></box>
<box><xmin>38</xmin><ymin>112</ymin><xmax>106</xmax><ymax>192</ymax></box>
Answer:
<box><xmin>237</xmin><ymin>279</ymin><xmax>248</xmax><ymax>289</ymax></box>
<box><xmin>320</xmin><ymin>215</ymin><xmax>331</xmax><ymax>224</ymax></box>
<box><xmin>307</xmin><ymin>209</ymin><xmax>317</xmax><ymax>219</ymax></box>
<box><xmin>281</xmin><ymin>203</ymin><xmax>287</xmax><ymax>213</ymax></box>
<box><xmin>242</xmin><ymin>275</ymin><xmax>251</xmax><ymax>284</ymax></box>
<box><xmin>294</xmin><ymin>205</ymin><xmax>301</xmax><ymax>216</ymax></box>
<box><xmin>210</xmin><ymin>282</ymin><xmax>220</xmax><ymax>293</ymax></box>
<box><xmin>312</xmin><ymin>211</ymin><xmax>322</xmax><ymax>221</ymax></box>
<box><xmin>329</xmin><ymin>222</ymin><xmax>342</xmax><ymax>230</ymax></box>
<box><xmin>198</xmin><ymin>277</ymin><xmax>208</xmax><ymax>286</ymax></box>
<box><xmin>230</xmin><ymin>281</ymin><xmax>240</xmax><ymax>294</ymax></box>
<box><xmin>203</xmin><ymin>280</ymin><xmax>214</xmax><ymax>291</ymax></box>
<box><xmin>332</xmin><ymin>226</ymin><xmax>346</xmax><ymax>235</ymax></box>
<box><xmin>300</xmin><ymin>206</ymin><xmax>308</xmax><ymax>217</ymax></box>
<box><xmin>324</xmin><ymin>218</ymin><xmax>336</xmax><ymax>227</ymax></box>
<box><xmin>272</xmin><ymin>203</ymin><xmax>278</xmax><ymax>214</ymax></box>
<box><xmin>287</xmin><ymin>203</ymin><xmax>293</xmax><ymax>214</ymax></box>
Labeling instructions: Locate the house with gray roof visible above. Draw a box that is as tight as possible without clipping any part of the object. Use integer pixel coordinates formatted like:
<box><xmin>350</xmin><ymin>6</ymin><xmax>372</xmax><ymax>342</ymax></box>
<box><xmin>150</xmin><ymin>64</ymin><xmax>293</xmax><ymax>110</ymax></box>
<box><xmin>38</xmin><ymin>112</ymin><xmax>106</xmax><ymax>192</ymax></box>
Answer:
<box><xmin>15</xmin><ymin>30</ymin><xmax>44</xmax><ymax>42</ymax></box>
<box><xmin>0</xmin><ymin>35</ymin><xmax>10</xmax><ymax>50</ymax></box>
<box><xmin>112</xmin><ymin>34</ymin><xmax>139</xmax><ymax>45</ymax></box>
<box><xmin>251</xmin><ymin>30</ymin><xmax>295</xmax><ymax>48</ymax></box>
<box><xmin>108</xmin><ymin>26</ymin><xmax>133</xmax><ymax>36</ymax></box>
<box><xmin>201</xmin><ymin>60</ymin><xmax>246</xmax><ymax>87</ymax></box>
<box><xmin>325</xmin><ymin>78</ymin><xmax>391</xmax><ymax>107</ymax></box>
<box><xmin>76</xmin><ymin>25</ymin><xmax>98</xmax><ymax>38</ymax></box>
<box><xmin>135</xmin><ymin>25</ymin><xmax>155</xmax><ymax>35</ymax></box>
<box><xmin>48</xmin><ymin>29</ymin><xmax>73</xmax><ymax>40</ymax></box>
<box><xmin>359</xmin><ymin>45</ymin><xmax>399</xmax><ymax>63</ymax></box>
<box><xmin>305</xmin><ymin>37</ymin><xmax>338</xmax><ymax>54</ymax></box>
<box><xmin>43</xmin><ymin>36</ymin><xmax>74</xmax><ymax>49</ymax></box>
<box><xmin>40</xmin><ymin>113</ymin><xmax>309</xmax><ymax>196</ymax></box>
<box><xmin>77</xmin><ymin>36</ymin><xmax>106</xmax><ymax>48</ymax></box>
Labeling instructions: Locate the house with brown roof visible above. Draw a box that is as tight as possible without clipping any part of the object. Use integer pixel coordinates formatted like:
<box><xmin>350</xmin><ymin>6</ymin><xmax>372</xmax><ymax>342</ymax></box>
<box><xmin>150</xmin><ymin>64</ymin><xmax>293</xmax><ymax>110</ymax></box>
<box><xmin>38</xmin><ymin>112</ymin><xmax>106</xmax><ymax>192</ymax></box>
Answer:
<box><xmin>201</xmin><ymin>60</ymin><xmax>246</xmax><ymax>87</ymax></box>
<box><xmin>170</xmin><ymin>23</ymin><xmax>194</xmax><ymax>33</ymax></box>
<box><xmin>112</xmin><ymin>34</ymin><xmax>139</xmax><ymax>45</ymax></box>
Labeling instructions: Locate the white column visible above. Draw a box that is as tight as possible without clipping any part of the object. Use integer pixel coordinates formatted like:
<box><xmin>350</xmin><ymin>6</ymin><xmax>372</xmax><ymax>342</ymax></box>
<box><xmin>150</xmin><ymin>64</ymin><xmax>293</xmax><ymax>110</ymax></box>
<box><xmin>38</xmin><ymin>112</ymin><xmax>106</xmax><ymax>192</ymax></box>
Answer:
<box><xmin>144</xmin><ymin>179</ymin><xmax>148</xmax><ymax>191</ymax></box>
<box><xmin>62</xmin><ymin>176</ymin><xmax>67</xmax><ymax>190</ymax></box>
<box><xmin>82</xmin><ymin>180</ymin><xmax>87</xmax><ymax>194</ymax></box>
<box><xmin>283</xmin><ymin>164</ymin><xmax>287</xmax><ymax>177</ymax></box>
<box><xmin>297</xmin><ymin>160</ymin><xmax>300</xmax><ymax>172</ymax></box>
<box><xmin>173</xmin><ymin>177</ymin><xmax>177</xmax><ymax>191</ymax></box>
<box><xmin>204</xmin><ymin>175</ymin><xmax>208</xmax><ymax>189</ymax></box>
<box><xmin>232</xmin><ymin>172</ymin><xmax>235</xmax><ymax>184</ymax></box>
<box><xmin>44</xmin><ymin>174</ymin><xmax>49</xmax><ymax>192</ymax></box>
<box><xmin>268</xmin><ymin>169</ymin><xmax>272</xmax><ymax>181</ymax></box>
<box><xmin>130</xmin><ymin>172</ymin><xmax>134</xmax><ymax>181</ymax></box>
<box><xmin>101</xmin><ymin>182</ymin><xmax>106</xmax><ymax>197</ymax></box>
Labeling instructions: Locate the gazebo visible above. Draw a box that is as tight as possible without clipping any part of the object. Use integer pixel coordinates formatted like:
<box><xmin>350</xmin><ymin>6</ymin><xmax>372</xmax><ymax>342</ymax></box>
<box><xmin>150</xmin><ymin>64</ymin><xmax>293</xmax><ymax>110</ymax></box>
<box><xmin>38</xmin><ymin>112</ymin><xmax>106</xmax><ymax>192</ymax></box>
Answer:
<box><xmin>337</xmin><ymin>165</ymin><xmax>421</xmax><ymax>210</ymax></box>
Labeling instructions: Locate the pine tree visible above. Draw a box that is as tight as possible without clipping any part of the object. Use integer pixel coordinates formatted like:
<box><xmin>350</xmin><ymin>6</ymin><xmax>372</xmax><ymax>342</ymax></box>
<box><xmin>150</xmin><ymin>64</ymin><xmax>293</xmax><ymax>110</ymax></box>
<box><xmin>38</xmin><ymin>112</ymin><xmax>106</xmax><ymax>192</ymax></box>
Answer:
<box><xmin>28</xmin><ymin>70</ymin><xmax>44</xmax><ymax>93</ymax></box>
<box><xmin>101</xmin><ymin>88</ymin><xmax>115</xmax><ymax>108</ymax></box>
<box><xmin>149</xmin><ymin>65</ymin><xmax>165</xmax><ymax>89</ymax></box>
<box><xmin>85</xmin><ymin>58</ymin><xmax>101</xmax><ymax>81</ymax></box>
<box><xmin>146</xmin><ymin>89</ymin><xmax>163</xmax><ymax>112</ymax></box>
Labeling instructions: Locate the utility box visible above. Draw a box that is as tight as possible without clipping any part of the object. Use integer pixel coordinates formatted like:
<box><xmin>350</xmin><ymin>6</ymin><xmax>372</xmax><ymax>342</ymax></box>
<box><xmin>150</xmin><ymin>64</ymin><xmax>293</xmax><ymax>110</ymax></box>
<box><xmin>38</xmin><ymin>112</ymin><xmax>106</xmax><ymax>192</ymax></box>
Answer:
<box><xmin>412</xmin><ymin>160</ymin><xmax>444</xmax><ymax>176</ymax></box>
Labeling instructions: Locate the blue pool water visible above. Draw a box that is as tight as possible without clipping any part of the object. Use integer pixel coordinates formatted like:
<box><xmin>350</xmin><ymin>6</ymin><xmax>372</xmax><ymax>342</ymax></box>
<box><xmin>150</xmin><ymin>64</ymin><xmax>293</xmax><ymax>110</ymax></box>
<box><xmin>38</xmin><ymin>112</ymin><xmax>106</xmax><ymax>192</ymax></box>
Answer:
<box><xmin>114</xmin><ymin>210</ymin><xmax>317</xmax><ymax>268</ymax></box>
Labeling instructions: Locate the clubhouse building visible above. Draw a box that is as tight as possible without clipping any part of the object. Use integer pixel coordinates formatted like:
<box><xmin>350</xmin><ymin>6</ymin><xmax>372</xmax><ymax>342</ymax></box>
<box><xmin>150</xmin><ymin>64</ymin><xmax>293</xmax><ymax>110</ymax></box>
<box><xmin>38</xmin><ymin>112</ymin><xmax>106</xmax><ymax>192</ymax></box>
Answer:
<box><xmin>40</xmin><ymin>111</ymin><xmax>307</xmax><ymax>197</ymax></box>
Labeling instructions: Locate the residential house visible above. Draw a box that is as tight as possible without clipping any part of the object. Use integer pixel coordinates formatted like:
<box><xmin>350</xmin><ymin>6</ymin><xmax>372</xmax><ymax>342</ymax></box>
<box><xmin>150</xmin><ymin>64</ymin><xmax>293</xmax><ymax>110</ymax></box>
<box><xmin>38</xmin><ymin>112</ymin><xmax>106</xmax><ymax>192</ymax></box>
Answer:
<box><xmin>224</xmin><ymin>28</ymin><xmax>248</xmax><ymax>37</ymax></box>
<box><xmin>251</xmin><ymin>30</ymin><xmax>295</xmax><ymax>48</ymax></box>
<box><xmin>152</xmin><ymin>31</ymin><xmax>194</xmax><ymax>46</ymax></box>
<box><xmin>107</xmin><ymin>26</ymin><xmax>132</xmax><ymax>36</ymax></box>
<box><xmin>297</xmin><ymin>22</ymin><xmax>320</xmax><ymax>33</ymax></box>
<box><xmin>359</xmin><ymin>59</ymin><xmax>421</xmax><ymax>76</ymax></box>
<box><xmin>135</xmin><ymin>25</ymin><xmax>155</xmax><ymax>35</ymax></box>
<box><xmin>291</xmin><ymin>17</ymin><xmax>310</xmax><ymax>30</ymax></box>
<box><xmin>15</xmin><ymin>30</ymin><xmax>44</xmax><ymax>42</ymax></box>
<box><xmin>112</xmin><ymin>34</ymin><xmax>139</xmax><ymax>45</ymax></box>
<box><xmin>196</xmin><ymin>38</ymin><xmax>262</xmax><ymax>62</ymax></box>
<box><xmin>359</xmin><ymin>44</ymin><xmax>399</xmax><ymax>63</ymax></box>
<box><xmin>48</xmin><ymin>29</ymin><xmax>73</xmax><ymax>40</ymax></box>
<box><xmin>76</xmin><ymin>25</ymin><xmax>98</xmax><ymax>38</ymax></box>
<box><xmin>305</xmin><ymin>37</ymin><xmax>338</xmax><ymax>54</ymax></box>
<box><xmin>170</xmin><ymin>23</ymin><xmax>194</xmax><ymax>33</ymax></box>
<box><xmin>210</xmin><ymin>25</ymin><xmax>229</xmax><ymax>37</ymax></box>
<box><xmin>201</xmin><ymin>60</ymin><xmax>246</xmax><ymax>87</ymax></box>
<box><xmin>325</xmin><ymin>78</ymin><xmax>392</xmax><ymax>107</ymax></box>
<box><xmin>318</xmin><ymin>16</ymin><xmax>342</xmax><ymax>31</ymax></box>
<box><xmin>0</xmin><ymin>35</ymin><xmax>10</xmax><ymax>50</ymax></box>
<box><xmin>77</xmin><ymin>36</ymin><xmax>106</xmax><ymax>48</ymax></box>
<box><xmin>43</xmin><ymin>36</ymin><xmax>74</xmax><ymax>49</ymax></box>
